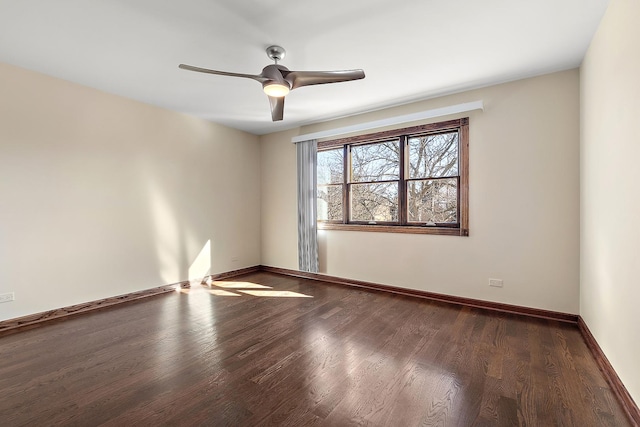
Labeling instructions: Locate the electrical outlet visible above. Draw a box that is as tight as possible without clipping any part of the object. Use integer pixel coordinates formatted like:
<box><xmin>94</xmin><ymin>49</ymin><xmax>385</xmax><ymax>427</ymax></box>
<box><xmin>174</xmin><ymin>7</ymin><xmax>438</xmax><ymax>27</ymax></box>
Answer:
<box><xmin>0</xmin><ymin>292</ymin><xmax>15</xmax><ymax>303</ymax></box>
<box><xmin>489</xmin><ymin>279</ymin><xmax>503</xmax><ymax>288</ymax></box>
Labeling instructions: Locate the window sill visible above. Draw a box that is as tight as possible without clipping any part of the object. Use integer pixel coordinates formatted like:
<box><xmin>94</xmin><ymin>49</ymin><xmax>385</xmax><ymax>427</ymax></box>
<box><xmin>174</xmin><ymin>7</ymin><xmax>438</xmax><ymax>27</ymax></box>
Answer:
<box><xmin>318</xmin><ymin>222</ymin><xmax>469</xmax><ymax>236</ymax></box>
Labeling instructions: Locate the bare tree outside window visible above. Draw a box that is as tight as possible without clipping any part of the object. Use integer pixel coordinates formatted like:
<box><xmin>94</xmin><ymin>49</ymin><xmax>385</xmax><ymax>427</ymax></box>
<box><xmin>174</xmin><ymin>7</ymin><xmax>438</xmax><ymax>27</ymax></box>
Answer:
<box><xmin>315</xmin><ymin>117</ymin><xmax>469</xmax><ymax>236</ymax></box>
<box><xmin>351</xmin><ymin>182</ymin><xmax>399</xmax><ymax>222</ymax></box>
<box><xmin>317</xmin><ymin>148</ymin><xmax>343</xmax><ymax>221</ymax></box>
<box><xmin>351</xmin><ymin>141</ymin><xmax>399</xmax><ymax>182</ymax></box>
<box><xmin>407</xmin><ymin>178</ymin><xmax>457</xmax><ymax>223</ymax></box>
<box><xmin>407</xmin><ymin>132</ymin><xmax>459</xmax><ymax>223</ymax></box>
<box><xmin>350</xmin><ymin>141</ymin><xmax>399</xmax><ymax>222</ymax></box>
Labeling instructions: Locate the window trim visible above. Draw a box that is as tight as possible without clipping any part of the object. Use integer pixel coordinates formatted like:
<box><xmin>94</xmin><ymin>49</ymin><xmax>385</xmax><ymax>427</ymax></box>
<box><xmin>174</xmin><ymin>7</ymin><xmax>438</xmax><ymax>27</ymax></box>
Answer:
<box><xmin>317</xmin><ymin>117</ymin><xmax>469</xmax><ymax>236</ymax></box>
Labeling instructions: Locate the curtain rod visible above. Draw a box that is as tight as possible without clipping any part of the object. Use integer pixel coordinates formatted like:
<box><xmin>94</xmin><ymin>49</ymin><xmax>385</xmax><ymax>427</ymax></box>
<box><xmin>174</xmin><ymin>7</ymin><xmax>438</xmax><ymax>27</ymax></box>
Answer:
<box><xmin>291</xmin><ymin>100</ymin><xmax>483</xmax><ymax>143</ymax></box>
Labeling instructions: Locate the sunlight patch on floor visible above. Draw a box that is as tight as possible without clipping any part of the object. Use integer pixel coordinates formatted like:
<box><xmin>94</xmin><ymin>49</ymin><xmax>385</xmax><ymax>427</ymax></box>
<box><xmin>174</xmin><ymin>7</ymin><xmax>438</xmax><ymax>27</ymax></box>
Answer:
<box><xmin>209</xmin><ymin>289</ymin><xmax>241</xmax><ymax>297</ymax></box>
<box><xmin>238</xmin><ymin>290</ymin><xmax>313</xmax><ymax>298</ymax></box>
<box><xmin>212</xmin><ymin>281</ymin><xmax>272</xmax><ymax>289</ymax></box>
<box><xmin>206</xmin><ymin>281</ymin><xmax>313</xmax><ymax>298</ymax></box>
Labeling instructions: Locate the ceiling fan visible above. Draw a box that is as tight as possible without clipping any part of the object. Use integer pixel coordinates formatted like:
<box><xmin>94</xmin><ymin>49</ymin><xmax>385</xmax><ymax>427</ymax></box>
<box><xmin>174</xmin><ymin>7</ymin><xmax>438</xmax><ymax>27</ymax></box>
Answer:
<box><xmin>179</xmin><ymin>45</ymin><xmax>365</xmax><ymax>122</ymax></box>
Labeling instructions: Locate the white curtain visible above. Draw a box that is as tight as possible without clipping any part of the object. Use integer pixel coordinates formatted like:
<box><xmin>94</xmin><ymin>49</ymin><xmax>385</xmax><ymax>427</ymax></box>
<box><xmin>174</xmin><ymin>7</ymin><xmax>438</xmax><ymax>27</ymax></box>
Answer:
<box><xmin>296</xmin><ymin>139</ymin><xmax>318</xmax><ymax>273</ymax></box>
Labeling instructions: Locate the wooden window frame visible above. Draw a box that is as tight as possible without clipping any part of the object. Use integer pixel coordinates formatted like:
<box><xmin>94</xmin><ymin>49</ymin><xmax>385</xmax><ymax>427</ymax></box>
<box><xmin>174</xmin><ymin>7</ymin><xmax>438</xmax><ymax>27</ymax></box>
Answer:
<box><xmin>317</xmin><ymin>117</ymin><xmax>469</xmax><ymax>236</ymax></box>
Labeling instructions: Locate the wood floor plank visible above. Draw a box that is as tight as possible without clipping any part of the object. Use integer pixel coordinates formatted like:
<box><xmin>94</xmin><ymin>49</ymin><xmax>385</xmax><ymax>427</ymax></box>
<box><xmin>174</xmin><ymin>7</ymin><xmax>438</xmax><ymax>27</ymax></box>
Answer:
<box><xmin>0</xmin><ymin>271</ymin><xmax>632</xmax><ymax>426</ymax></box>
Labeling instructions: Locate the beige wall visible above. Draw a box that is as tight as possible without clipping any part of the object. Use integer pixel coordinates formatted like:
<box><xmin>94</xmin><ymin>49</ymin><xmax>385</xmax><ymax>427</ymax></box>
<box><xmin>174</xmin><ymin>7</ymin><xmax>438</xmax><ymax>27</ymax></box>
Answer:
<box><xmin>0</xmin><ymin>62</ymin><xmax>261</xmax><ymax>321</ymax></box>
<box><xmin>580</xmin><ymin>0</ymin><xmax>640</xmax><ymax>403</ymax></box>
<box><xmin>261</xmin><ymin>70</ymin><xmax>580</xmax><ymax>314</ymax></box>
<box><xmin>260</xmin><ymin>128</ymin><xmax>300</xmax><ymax>269</ymax></box>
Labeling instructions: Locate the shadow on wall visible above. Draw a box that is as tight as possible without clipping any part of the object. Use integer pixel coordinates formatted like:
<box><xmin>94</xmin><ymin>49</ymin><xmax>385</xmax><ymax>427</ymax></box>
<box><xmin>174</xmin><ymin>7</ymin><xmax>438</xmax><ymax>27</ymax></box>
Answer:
<box><xmin>318</xmin><ymin>230</ymin><xmax>328</xmax><ymax>273</ymax></box>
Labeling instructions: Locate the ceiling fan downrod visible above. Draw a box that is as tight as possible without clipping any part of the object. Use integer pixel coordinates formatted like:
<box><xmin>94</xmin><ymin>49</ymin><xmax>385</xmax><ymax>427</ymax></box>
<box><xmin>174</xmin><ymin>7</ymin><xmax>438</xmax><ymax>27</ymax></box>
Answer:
<box><xmin>266</xmin><ymin>45</ymin><xmax>286</xmax><ymax>64</ymax></box>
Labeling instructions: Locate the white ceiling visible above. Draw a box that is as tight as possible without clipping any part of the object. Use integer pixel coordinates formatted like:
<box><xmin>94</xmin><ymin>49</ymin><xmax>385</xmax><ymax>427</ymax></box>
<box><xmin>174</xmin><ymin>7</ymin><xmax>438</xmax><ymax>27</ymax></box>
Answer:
<box><xmin>0</xmin><ymin>0</ymin><xmax>608</xmax><ymax>135</ymax></box>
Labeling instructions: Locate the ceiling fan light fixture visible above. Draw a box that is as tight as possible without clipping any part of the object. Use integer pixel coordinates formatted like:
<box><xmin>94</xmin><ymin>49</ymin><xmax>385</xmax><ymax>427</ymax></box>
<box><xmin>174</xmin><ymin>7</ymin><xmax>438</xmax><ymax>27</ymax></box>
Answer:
<box><xmin>263</xmin><ymin>82</ymin><xmax>290</xmax><ymax>97</ymax></box>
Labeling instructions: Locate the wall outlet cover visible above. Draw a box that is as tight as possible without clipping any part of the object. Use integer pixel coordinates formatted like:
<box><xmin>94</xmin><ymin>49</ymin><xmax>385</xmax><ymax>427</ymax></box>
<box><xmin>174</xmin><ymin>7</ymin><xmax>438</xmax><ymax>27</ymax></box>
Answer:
<box><xmin>0</xmin><ymin>292</ymin><xmax>15</xmax><ymax>303</ymax></box>
<box><xmin>489</xmin><ymin>279</ymin><xmax>504</xmax><ymax>288</ymax></box>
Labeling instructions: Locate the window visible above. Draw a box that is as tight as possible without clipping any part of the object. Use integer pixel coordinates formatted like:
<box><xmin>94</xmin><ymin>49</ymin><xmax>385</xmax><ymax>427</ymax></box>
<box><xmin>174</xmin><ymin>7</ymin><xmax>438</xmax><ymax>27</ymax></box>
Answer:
<box><xmin>316</xmin><ymin>118</ymin><xmax>469</xmax><ymax>236</ymax></box>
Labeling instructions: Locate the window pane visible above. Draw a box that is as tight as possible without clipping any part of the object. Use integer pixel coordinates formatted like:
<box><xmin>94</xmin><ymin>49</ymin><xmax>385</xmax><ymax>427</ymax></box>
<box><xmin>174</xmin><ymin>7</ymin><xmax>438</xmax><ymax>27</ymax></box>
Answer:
<box><xmin>350</xmin><ymin>182</ymin><xmax>398</xmax><ymax>222</ymax></box>
<box><xmin>407</xmin><ymin>178</ymin><xmax>457</xmax><ymax>223</ymax></box>
<box><xmin>318</xmin><ymin>149</ymin><xmax>343</xmax><ymax>185</ymax></box>
<box><xmin>317</xmin><ymin>184</ymin><xmax>343</xmax><ymax>221</ymax></box>
<box><xmin>409</xmin><ymin>132</ymin><xmax>458</xmax><ymax>179</ymax></box>
<box><xmin>351</xmin><ymin>140</ymin><xmax>399</xmax><ymax>182</ymax></box>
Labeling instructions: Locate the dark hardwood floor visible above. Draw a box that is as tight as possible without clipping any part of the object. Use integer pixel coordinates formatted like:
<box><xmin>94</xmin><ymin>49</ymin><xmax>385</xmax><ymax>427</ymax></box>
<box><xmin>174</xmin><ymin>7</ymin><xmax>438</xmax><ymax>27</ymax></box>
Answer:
<box><xmin>0</xmin><ymin>272</ymin><xmax>631</xmax><ymax>426</ymax></box>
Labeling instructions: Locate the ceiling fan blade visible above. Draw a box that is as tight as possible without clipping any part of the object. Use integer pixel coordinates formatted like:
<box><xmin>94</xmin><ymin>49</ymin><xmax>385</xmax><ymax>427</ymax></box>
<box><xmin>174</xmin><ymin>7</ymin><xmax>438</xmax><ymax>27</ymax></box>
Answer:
<box><xmin>179</xmin><ymin>64</ymin><xmax>267</xmax><ymax>83</ymax></box>
<box><xmin>268</xmin><ymin>96</ymin><xmax>284</xmax><ymax>121</ymax></box>
<box><xmin>286</xmin><ymin>69</ymin><xmax>365</xmax><ymax>90</ymax></box>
